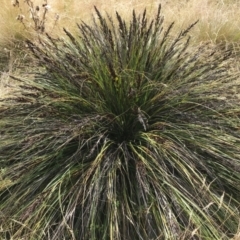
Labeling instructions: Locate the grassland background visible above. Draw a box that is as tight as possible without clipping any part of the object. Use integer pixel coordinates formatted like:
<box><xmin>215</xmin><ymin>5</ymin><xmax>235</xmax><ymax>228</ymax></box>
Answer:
<box><xmin>1</xmin><ymin>0</ymin><xmax>240</xmax><ymax>97</ymax></box>
<box><xmin>0</xmin><ymin>0</ymin><xmax>240</xmax><ymax>239</ymax></box>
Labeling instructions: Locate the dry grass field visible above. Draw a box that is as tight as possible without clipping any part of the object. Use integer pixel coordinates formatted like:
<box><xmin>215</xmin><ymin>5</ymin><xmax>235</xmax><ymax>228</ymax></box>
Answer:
<box><xmin>1</xmin><ymin>0</ymin><xmax>240</xmax><ymax>42</ymax></box>
<box><xmin>0</xmin><ymin>0</ymin><xmax>240</xmax><ymax>239</ymax></box>
<box><xmin>1</xmin><ymin>0</ymin><xmax>240</xmax><ymax>96</ymax></box>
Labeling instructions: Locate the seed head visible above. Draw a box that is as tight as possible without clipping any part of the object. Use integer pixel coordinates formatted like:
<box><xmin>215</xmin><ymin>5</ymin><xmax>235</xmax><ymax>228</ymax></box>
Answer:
<box><xmin>16</xmin><ymin>14</ymin><xmax>25</xmax><ymax>21</ymax></box>
<box><xmin>55</xmin><ymin>13</ymin><xmax>60</xmax><ymax>21</ymax></box>
<box><xmin>42</xmin><ymin>4</ymin><xmax>51</xmax><ymax>10</ymax></box>
<box><xmin>11</xmin><ymin>0</ymin><xmax>19</xmax><ymax>7</ymax></box>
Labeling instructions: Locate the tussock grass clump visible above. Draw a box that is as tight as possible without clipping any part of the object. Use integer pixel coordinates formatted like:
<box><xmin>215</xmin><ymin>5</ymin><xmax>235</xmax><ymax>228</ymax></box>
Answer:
<box><xmin>0</xmin><ymin>5</ymin><xmax>240</xmax><ymax>240</ymax></box>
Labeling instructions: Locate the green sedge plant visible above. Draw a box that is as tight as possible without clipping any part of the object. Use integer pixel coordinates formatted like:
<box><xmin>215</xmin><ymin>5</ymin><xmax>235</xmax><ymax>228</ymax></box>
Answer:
<box><xmin>0</xmin><ymin>5</ymin><xmax>240</xmax><ymax>240</ymax></box>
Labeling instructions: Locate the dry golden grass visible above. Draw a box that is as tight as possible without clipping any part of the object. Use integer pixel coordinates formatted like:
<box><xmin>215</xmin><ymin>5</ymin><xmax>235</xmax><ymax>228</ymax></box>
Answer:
<box><xmin>1</xmin><ymin>0</ymin><xmax>240</xmax><ymax>45</ymax></box>
<box><xmin>0</xmin><ymin>0</ymin><xmax>240</xmax><ymax>62</ymax></box>
<box><xmin>0</xmin><ymin>0</ymin><xmax>239</xmax><ymax>71</ymax></box>
<box><xmin>161</xmin><ymin>0</ymin><xmax>240</xmax><ymax>45</ymax></box>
